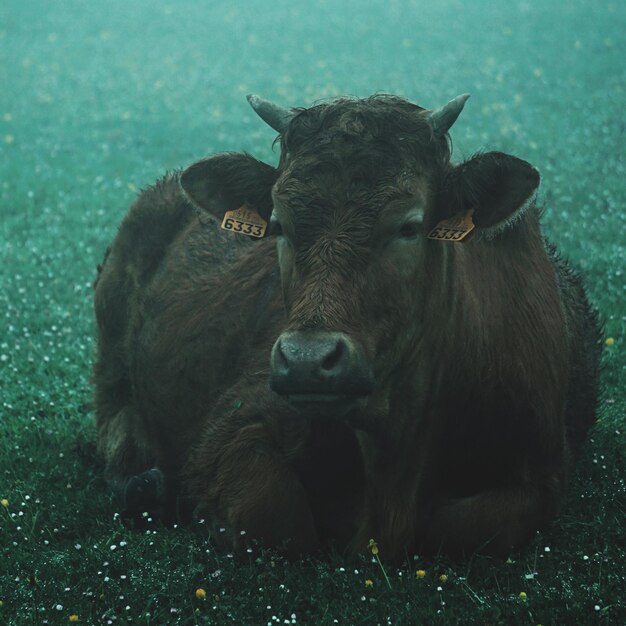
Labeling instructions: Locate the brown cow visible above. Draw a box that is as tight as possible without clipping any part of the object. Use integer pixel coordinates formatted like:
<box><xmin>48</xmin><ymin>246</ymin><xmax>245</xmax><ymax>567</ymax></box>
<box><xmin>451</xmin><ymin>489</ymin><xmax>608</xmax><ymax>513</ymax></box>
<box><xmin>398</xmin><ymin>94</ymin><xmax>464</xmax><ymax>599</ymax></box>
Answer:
<box><xmin>93</xmin><ymin>93</ymin><xmax>601</xmax><ymax>560</ymax></box>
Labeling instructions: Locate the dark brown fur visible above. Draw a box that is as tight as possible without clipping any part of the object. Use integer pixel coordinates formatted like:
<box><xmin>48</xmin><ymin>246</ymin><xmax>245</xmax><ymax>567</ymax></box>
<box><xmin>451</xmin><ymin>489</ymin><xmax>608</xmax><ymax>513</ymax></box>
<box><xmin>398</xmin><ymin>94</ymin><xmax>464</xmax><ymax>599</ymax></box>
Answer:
<box><xmin>94</xmin><ymin>95</ymin><xmax>601</xmax><ymax>560</ymax></box>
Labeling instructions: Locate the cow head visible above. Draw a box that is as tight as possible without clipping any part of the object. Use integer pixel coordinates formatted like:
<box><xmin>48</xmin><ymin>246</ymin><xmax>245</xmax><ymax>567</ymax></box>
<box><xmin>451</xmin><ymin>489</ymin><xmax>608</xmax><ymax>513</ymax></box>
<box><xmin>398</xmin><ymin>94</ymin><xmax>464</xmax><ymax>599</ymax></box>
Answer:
<box><xmin>180</xmin><ymin>94</ymin><xmax>540</xmax><ymax>420</ymax></box>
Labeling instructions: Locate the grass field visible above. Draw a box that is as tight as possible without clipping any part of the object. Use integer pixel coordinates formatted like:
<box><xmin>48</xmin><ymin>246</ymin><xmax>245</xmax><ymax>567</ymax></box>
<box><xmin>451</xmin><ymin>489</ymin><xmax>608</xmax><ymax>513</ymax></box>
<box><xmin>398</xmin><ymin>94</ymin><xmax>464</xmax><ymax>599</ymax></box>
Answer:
<box><xmin>1</xmin><ymin>0</ymin><xmax>624</xmax><ymax>624</ymax></box>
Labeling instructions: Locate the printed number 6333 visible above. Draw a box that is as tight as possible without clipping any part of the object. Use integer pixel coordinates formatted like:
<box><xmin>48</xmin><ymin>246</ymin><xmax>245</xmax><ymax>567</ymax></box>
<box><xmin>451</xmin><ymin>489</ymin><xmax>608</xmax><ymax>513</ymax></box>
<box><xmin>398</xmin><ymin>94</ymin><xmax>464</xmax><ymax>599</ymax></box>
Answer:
<box><xmin>223</xmin><ymin>218</ymin><xmax>263</xmax><ymax>237</ymax></box>
<box><xmin>430</xmin><ymin>227</ymin><xmax>465</xmax><ymax>240</ymax></box>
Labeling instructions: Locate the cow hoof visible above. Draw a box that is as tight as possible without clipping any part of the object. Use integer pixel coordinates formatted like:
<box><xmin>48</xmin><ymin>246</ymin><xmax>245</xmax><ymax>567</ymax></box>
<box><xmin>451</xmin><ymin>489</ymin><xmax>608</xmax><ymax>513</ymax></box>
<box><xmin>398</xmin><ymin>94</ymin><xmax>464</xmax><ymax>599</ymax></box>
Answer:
<box><xmin>121</xmin><ymin>468</ymin><xmax>165</xmax><ymax>515</ymax></box>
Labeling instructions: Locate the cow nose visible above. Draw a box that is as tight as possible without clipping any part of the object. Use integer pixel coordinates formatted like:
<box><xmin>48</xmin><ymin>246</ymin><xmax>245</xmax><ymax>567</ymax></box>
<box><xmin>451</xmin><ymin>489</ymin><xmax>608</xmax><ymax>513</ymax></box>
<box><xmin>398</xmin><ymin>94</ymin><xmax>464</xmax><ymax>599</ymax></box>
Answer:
<box><xmin>270</xmin><ymin>331</ymin><xmax>373</xmax><ymax>399</ymax></box>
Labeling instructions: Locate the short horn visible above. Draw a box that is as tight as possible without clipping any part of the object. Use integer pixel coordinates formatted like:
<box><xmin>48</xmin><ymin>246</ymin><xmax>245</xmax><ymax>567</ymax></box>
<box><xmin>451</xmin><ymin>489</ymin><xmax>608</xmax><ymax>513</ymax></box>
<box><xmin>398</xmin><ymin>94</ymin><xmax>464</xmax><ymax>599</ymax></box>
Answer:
<box><xmin>246</xmin><ymin>94</ymin><xmax>295</xmax><ymax>134</ymax></box>
<box><xmin>426</xmin><ymin>93</ymin><xmax>470</xmax><ymax>137</ymax></box>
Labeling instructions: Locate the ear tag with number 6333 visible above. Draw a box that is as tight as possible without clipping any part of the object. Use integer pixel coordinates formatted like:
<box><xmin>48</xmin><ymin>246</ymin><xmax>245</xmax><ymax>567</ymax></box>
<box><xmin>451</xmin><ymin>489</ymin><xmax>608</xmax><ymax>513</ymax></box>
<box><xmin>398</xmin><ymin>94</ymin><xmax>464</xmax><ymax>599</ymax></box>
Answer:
<box><xmin>221</xmin><ymin>204</ymin><xmax>267</xmax><ymax>238</ymax></box>
<box><xmin>427</xmin><ymin>209</ymin><xmax>475</xmax><ymax>243</ymax></box>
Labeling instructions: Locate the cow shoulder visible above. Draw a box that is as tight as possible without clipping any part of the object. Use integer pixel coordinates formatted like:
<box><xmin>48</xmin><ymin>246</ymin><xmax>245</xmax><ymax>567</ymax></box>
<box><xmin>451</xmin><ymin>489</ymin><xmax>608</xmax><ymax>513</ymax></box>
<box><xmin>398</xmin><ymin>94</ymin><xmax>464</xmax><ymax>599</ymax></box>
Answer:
<box><xmin>96</xmin><ymin>173</ymin><xmax>194</xmax><ymax>294</ymax></box>
<box><xmin>94</xmin><ymin>174</ymin><xmax>194</xmax><ymax>347</ymax></box>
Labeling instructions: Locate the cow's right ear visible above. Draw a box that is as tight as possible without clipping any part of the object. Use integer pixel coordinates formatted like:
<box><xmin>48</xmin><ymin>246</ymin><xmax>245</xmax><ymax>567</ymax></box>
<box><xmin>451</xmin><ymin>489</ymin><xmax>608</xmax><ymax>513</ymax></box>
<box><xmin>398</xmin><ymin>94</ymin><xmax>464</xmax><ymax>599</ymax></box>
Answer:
<box><xmin>180</xmin><ymin>153</ymin><xmax>278</xmax><ymax>224</ymax></box>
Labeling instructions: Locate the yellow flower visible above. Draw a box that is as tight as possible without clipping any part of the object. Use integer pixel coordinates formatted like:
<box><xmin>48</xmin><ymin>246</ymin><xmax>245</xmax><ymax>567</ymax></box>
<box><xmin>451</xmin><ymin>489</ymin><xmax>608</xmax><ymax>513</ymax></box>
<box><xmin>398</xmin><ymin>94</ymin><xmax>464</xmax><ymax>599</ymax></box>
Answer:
<box><xmin>605</xmin><ymin>337</ymin><xmax>615</xmax><ymax>347</ymax></box>
<box><xmin>416</xmin><ymin>569</ymin><xmax>426</xmax><ymax>579</ymax></box>
<box><xmin>439</xmin><ymin>574</ymin><xmax>448</xmax><ymax>583</ymax></box>
<box><xmin>365</xmin><ymin>579</ymin><xmax>374</xmax><ymax>588</ymax></box>
<box><xmin>519</xmin><ymin>591</ymin><xmax>528</xmax><ymax>601</ymax></box>
<box><xmin>69</xmin><ymin>616</ymin><xmax>79</xmax><ymax>623</ymax></box>
<box><xmin>1</xmin><ymin>499</ymin><xmax>8</xmax><ymax>508</ymax></box>
<box><xmin>368</xmin><ymin>539</ymin><xmax>379</xmax><ymax>555</ymax></box>
<box><xmin>195</xmin><ymin>588</ymin><xmax>206</xmax><ymax>600</ymax></box>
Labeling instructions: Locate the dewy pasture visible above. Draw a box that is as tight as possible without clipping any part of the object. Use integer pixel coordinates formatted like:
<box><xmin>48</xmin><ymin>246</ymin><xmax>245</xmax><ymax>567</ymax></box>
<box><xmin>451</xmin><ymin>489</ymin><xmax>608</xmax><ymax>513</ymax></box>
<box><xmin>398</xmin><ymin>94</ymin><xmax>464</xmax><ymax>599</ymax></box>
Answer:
<box><xmin>0</xmin><ymin>0</ymin><xmax>624</xmax><ymax>623</ymax></box>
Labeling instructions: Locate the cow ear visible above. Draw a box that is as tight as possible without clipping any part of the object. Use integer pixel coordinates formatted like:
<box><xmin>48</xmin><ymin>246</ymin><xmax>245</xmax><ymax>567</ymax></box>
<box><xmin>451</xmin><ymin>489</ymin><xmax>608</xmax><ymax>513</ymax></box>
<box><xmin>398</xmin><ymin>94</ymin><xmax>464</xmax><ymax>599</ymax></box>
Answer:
<box><xmin>442</xmin><ymin>152</ymin><xmax>540</xmax><ymax>235</ymax></box>
<box><xmin>180</xmin><ymin>153</ymin><xmax>277</xmax><ymax>224</ymax></box>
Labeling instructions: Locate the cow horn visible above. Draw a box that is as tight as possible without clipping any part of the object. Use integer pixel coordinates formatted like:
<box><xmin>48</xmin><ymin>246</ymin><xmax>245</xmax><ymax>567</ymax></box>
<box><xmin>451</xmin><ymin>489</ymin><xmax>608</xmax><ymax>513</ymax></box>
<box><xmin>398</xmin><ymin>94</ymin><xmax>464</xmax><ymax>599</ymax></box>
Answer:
<box><xmin>427</xmin><ymin>93</ymin><xmax>470</xmax><ymax>137</ymax></box>
<box><xmin>246</xmin><ymin>94</ymin><xmax>295</xmax><ymax>134</ymax></box>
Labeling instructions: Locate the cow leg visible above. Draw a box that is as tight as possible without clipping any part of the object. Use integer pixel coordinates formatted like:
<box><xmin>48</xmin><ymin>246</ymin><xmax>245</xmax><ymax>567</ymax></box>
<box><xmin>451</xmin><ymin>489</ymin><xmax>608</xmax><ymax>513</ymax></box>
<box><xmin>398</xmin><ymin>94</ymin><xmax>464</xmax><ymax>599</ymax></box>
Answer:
<box><xmin>96</xmin><ymin>405</ymin><xmax>168</xmax><ymax>519</ymax></box>
<box><xmin>190</xmin><ymin>421</ymin><xmax>318</xmax><ymax>558</ymax></box>
<box><xmin>422</xmin><ymin>472</ymin><xmax>563</xmax><ymax>557</ymax></box>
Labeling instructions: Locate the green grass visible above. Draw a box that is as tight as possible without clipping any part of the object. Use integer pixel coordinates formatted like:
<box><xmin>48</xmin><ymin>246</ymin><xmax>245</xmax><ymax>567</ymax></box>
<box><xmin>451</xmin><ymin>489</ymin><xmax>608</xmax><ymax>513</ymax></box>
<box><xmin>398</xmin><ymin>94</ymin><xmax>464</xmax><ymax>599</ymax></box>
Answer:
<box><xmin>1</xmin><ymin>0</ymin><xmax>624</xmax><ymax>623</ymax></box>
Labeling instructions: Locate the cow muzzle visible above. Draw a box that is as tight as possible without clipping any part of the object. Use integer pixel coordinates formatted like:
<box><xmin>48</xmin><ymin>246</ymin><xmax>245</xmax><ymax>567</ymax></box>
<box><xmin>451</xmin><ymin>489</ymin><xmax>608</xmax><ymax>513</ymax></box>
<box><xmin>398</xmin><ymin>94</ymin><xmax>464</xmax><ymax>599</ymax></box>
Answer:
<box><xmin>270</xmin><ymin>330</ymin><xmax>373</xmax><ymax>416</ymax></box>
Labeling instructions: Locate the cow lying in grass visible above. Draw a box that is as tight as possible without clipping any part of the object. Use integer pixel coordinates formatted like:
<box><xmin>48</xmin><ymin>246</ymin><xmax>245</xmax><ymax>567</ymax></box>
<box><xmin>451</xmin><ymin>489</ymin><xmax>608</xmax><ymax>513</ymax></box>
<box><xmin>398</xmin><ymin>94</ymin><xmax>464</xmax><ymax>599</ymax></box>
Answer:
<box><xmin>94</xmin><ymin>92</ymin><xmax>601</xmax><ymax>560</ymax></box>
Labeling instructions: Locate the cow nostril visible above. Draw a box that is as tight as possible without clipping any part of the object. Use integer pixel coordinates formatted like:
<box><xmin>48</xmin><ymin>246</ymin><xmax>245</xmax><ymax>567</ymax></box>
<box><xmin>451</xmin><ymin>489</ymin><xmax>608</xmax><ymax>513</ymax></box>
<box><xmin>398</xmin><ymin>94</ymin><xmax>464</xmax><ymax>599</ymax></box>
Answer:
<box><xmin>321</xmin><ymin>340</ymin><xmax>345</xmax><ymax>372</ymax></box>
<box><xmin>274</xmin><ymin>339</ymin><xmax>289</xmax><ymax>372</ymax></box>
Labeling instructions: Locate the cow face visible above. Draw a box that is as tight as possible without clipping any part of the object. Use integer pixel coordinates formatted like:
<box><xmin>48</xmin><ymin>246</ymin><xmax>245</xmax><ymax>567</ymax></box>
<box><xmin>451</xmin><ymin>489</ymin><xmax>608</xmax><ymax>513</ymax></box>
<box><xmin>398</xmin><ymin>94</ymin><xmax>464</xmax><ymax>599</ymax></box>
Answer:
<box><xmin>180</xmin><ymin>95</ymin><xmax>540</xmax><ymax>419</ymax></box>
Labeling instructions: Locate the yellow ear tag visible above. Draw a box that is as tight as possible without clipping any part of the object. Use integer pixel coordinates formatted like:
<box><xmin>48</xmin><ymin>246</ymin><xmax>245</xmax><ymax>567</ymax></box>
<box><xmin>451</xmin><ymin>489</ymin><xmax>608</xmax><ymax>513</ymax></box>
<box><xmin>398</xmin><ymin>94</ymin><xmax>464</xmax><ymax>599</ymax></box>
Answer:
<box><xmin>220</xmin><ymin>204</ymin><xmax>267</xmax><ymax>238</ymax></box>
<box><xmin>427</xmin><ymin>209</ymin><xmax>475</xmax><ymax>243</ymax></box>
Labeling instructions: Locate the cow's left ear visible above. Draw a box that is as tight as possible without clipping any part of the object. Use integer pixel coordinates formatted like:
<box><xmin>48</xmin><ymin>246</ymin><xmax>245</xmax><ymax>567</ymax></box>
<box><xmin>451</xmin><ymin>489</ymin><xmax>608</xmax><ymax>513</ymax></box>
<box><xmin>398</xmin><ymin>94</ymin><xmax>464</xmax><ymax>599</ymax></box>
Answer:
<box><xmin>441</xmin><ymin>152</ymin><xmax>540</xmax><ymax>235</ymax></box>
<box><xmin>180</xmin><ymin>153</ymin><xmax>278</xmax><ymax>225</ymax></box>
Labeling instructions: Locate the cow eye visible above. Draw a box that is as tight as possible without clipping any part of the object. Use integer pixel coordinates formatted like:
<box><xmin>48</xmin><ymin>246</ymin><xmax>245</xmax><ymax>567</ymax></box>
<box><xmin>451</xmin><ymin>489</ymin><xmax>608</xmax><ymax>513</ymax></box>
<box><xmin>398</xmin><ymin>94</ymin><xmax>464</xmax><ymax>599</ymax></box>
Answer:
<box><xmin>398</xmin><ymin>220</ymin><xmax>422</xmax><ymax>239</ymax></box>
